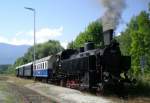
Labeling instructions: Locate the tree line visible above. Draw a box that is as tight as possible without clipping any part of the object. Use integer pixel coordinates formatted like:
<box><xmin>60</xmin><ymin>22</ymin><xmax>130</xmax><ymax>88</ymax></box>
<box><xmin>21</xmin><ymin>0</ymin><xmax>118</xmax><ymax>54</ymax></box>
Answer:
<box><xmin>5</xmin><ymin>40</ymin><xmax>63</xmax><ymax>74</ymax></box>
<box><xmin>117</xmin><ymin>7</ymin><xmax>150</xmax><ymax>76</ymax></box>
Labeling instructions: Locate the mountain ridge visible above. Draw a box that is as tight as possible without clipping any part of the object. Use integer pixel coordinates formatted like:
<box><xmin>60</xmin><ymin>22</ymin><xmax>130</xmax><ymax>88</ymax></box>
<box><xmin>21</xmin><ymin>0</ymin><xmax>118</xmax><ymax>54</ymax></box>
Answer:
<box><xmin>0</xmin><ymin>43</ymin><xmax>30</xmax><ymax>64</ymax></box>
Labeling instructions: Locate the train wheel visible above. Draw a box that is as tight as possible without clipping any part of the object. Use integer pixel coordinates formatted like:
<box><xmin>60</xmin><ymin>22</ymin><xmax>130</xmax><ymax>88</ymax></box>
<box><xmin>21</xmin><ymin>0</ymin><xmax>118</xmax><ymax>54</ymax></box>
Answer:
<box><xmin>96</xmin><ymin>83</ymin><xmax>104</xmax><ymax>96</ymax></box>
<box><xmin>96</xmin><ymin>88</ymin><xmax>104</xmax><ymax>96</ymax></box>
<box><xmin>60</xmin><ymin>79</ymin><xmax>66</xmax><ymax>87</ymax></box>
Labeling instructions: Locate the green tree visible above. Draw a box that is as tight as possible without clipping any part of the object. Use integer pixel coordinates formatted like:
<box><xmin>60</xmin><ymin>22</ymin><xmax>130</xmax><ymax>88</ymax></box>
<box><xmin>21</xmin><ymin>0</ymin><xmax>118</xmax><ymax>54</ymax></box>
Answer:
<box><xmin>22</xmin><ymin>40</ymin><xmax>63</xmax><ymax>63</ymax></box>
<box><xmin>86</xmin><ymin>21</ymin><xmax>103</xmax><ymax>46</ymax></box>
<box><xmin>116</xmin><ymin>30</ymin><xmax>132</xmax><ymax>55</ymax></box>
<box><xmin>68</xmin><ymin>20</ymin><xmax>103</xmax><ymax>49</ymax></box>
<box><xmin>117</xmin><ymin>10</ymin><xmax>150</xmax><ymax>75</ymax></box>
<box><xmin>74</xmin><ymin>31</ymin><xmax>93</xmax><ymax>48</ymax></box>
<box><xmin>67</xmin><ymin>41</ymin><xmax>75</xmax><ymax>49</ymax></box>
<box><xmin>13</xmin><ymin>40</ymin><xmax>63</xmax><ymax>72</ymax></box>
<box><xmin>131</xmin><ymin>11</ymin><xmax>150</xmax><ymax>75</ymax></box>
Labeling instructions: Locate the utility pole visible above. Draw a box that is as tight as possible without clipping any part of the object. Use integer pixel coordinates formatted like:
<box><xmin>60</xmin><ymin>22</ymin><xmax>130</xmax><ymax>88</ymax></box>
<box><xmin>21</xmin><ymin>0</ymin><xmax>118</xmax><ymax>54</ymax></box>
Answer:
<box><xmin>25</xmin><ymin>7</ymin><xmax>36</xmax><ymax>80</ymax></box>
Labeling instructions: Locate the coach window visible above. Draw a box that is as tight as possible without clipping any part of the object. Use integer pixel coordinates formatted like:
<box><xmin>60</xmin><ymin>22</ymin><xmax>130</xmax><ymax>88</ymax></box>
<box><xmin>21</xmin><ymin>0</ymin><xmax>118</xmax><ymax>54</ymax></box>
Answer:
<box><xmin>43</xmin><ymin>62</ymin><xmax>45</xmax><ymax>69</ymax></box>
<box><xmin>44</xmin><ymin>62</ymin><xmax>46</xmax><ymax>69</ymax></box>
<box><xmin>45</xmin><ymin>62</ymin><xmax>46</xmax><ymax>69</ymax></box>
<box><xmin>47</xmin><ymin>61</ymin><xmax>48</xmax><ymax>68</ymax></box>
<box><xmin>45</xmin><ymin>62</ymin><xmax>47</xmax><ymax>69</ymax></box>
<box><xmin>42</xmin><ymin>63</ymin><xmax>43</xmax><ymax>69</ymax></box>
<box><xmin>43</xmin><ymin>63</ymin><xmax>44</xmax><ymax>69</ymax></box>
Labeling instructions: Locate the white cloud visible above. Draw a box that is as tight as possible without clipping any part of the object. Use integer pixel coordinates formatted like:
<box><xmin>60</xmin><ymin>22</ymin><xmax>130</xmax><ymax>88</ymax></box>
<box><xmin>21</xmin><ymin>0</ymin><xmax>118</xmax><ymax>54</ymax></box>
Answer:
<box><xmin>60</xmin><ymin>41</ymin><xmax>68</xmax><ymax>49</ymax></box>
<box><xmin>15</xmin><ymin>31</ymin><xmax>24</xmax><ymax>36</ymax></box>
<box><xmin>116</xmin><ymin>32</ymin><xmax>121</xmax><ymax>36</ymax></box>
<box><xmin>0</xmin><ymin>36</ymin><xmax>8</xmax><ymax>43</ymax></box>
<box><xmin>0</xmin><ymin>26</ymin><xmax>64</xmax><ymax>46</ymax></box>
<box><xmin>35</xmin><ymin>27</ymin><xmax>63</xmax><ymax>43</ymax></box>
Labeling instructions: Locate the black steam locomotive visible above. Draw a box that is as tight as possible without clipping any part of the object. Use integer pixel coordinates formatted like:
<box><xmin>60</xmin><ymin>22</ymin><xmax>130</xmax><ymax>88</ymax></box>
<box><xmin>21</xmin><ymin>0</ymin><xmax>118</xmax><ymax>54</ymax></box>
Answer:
<box><xmin>16</xmin><ymin>29</ymin><xmax>131</xmax><ymax>94</ymax></box>
<box><xmin>56</xmin><ymin>29</ymin><xmax>131</xmax><ymax>92</ymax></box>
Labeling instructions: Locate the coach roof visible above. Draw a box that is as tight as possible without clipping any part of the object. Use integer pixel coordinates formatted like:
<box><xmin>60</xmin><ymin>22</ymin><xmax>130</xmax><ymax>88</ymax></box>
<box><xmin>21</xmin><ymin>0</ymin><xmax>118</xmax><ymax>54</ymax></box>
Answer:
<box><xmin>15</xmin><ymin>62</ymin><xmax>33</xmax><ymax>69</ymax></box>
<box><xmin>35</xmin><ymin>55</ymin><xmax>53</xmax><ymax>63</ymax></box>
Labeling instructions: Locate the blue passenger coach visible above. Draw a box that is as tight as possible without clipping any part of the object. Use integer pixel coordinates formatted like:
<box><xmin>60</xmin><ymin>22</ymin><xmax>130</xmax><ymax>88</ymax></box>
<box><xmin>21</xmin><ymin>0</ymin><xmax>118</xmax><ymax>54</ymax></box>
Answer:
<box><xmin>33</xmin><ymin>55</ymin><xmax>56</xmax><ymax>78</ymax></box>
<box><xmin>16</xmin><ymin>65</ymin><xmax>24</xmax><ymax>77</ymax></box>
<box><xmin>23</xmin><ymin>62</ymin><xmax>33</xmax><ymax>77</ymax></box>
<box><xmin>16</xmin><ymin>62</ymin><xmax>33</xmax><ymax>77</ymax></box>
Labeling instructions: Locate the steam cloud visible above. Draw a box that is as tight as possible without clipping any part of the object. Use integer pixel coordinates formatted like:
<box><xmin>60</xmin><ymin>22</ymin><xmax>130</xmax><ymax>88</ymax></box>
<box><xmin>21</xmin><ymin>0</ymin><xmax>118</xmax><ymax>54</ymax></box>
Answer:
<box><xmin>99</xmin><ymin>0</ymin><xmax>126</xmax><ymax>31</ymax></box>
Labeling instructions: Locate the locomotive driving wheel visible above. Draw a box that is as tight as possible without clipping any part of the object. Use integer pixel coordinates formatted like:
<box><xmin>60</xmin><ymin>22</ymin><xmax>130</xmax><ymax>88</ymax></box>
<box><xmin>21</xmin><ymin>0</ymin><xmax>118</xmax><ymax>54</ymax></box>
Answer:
<box><xmin>96</xmin><ymin>83</ymin><xmax>104</xmax><ymax>96</ymax></box>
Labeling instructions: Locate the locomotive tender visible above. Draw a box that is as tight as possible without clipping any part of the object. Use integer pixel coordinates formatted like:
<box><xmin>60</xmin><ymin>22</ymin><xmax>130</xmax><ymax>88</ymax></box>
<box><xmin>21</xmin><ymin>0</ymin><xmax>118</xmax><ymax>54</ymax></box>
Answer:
<box><xmin>16</xmin><ymin>29</ymin><xmax>131</xmax><ymax>93</ymax></box>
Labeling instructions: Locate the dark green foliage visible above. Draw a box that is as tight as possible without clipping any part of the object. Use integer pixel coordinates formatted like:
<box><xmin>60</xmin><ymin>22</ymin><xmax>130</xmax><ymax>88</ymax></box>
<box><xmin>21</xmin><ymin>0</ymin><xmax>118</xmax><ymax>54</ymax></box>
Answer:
<box><xmin>6</xmin><ymin>40</ymin><xmax>64</xmax><ymax>74</ymax></box>
<box><xmin>117</xmin><ymin>9</ymin><xmax>150</xmax><ymax>75</ymax></box>
<box><xmin>67</xmin><ymin>20</ymin><xmax>103</xmax><ymax>49</ymax></box>
<box><xmin>3</xmin><ymin>65</ymin><xmax>16</xmax><ymax>75</ymax></box>
<box><xmin>116</xmin><ymin>30</ymin><xmax>132</xmax><ymax>55</ymax></box>
<box><xmin>0</xmin><ymin>64</ymin><xmax>11</xmax><ymax>74</ymax></box>
<box><xmin>128</xmin><ymin>74</ymin><xmax>150</xmax><ymax>97</ymax></box>
<box><xmin>15</xmin><ymin>40</ymin><xmax>64</xmax><ymax>65</ymax></box>
<box><xmin>67</xmin><ymin>41</ymin><xmax>75</xmax><ymax>49</ymax></box>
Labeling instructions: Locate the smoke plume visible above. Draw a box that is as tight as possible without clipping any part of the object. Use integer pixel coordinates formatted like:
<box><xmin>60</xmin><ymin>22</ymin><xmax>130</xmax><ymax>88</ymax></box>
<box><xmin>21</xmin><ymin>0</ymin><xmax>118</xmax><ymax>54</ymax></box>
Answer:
<box><xmin>99</xmin><ymin>0</ymin><xmax>126</xmax><ymax>31</ymax></box>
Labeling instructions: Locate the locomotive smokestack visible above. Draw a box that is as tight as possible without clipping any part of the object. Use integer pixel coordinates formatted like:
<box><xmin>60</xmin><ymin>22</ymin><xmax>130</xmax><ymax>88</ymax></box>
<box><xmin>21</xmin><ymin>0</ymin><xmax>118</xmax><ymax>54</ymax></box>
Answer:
<box><xmin>98</xmin><ymin>0</ymin><xmax>126</xmax><ymax>45</ymax></box>
<box><xmin>103</xmin><ymin>29</ymin><xmax>113</xmax><ymax>45</ymax></box>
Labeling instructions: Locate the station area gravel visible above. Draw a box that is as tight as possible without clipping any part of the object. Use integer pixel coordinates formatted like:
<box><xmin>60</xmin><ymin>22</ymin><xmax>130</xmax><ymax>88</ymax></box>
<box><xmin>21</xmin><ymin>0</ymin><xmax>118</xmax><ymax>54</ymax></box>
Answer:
<box><xmin>0</xmin><ymin>76</ymin><xmax>55</xmax><ymax>103</ymax></box>
<box><xmin>25</xmin><ymin>83</ymin><xmax>113</xmax><ymax>103</ymax></box>
<box><xmin>0</xmin><ymin>76</ymin><xmax>149</xmax><ymax>103</ymax></box>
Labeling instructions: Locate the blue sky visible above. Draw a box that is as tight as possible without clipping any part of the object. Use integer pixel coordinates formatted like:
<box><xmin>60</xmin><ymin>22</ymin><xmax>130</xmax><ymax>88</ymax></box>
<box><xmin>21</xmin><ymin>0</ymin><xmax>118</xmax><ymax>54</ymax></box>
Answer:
<box><xmin>0</xmin><ymin>0</ymin><xmax>149</xmax><ymax>48</ymax></box>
